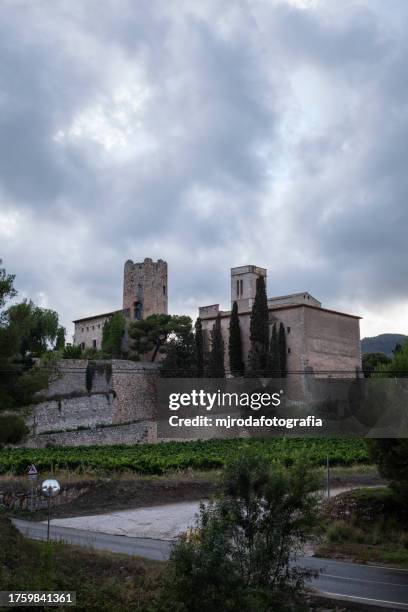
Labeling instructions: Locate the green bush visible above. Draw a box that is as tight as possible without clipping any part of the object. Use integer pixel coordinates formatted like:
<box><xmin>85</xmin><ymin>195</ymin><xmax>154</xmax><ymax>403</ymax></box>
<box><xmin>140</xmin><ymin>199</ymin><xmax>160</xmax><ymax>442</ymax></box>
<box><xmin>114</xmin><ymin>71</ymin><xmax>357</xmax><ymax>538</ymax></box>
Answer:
<box><xmin>0</xmin><ymin>415</ymin><xmax>29</xmax><ymax>445</ymax></box>
<box><xmin>160</xmin><ymin>453</ymin><xmax>320</xmax><ymax>611</ymax></box>
<box><xmin>326</xmin><ymin>521</ymin><xmax>364</xmax><ymax>544</ymax></box>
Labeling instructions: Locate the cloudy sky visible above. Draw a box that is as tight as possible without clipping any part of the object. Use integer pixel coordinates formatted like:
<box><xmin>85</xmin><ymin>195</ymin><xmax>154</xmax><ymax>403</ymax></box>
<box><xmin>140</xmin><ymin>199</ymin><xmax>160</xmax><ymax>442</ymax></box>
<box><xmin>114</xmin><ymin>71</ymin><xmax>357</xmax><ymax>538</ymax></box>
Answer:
<box><xmin>1</xmin><ymin>0</ymin><xmax>408</xmax><ymax>340</ymax></box>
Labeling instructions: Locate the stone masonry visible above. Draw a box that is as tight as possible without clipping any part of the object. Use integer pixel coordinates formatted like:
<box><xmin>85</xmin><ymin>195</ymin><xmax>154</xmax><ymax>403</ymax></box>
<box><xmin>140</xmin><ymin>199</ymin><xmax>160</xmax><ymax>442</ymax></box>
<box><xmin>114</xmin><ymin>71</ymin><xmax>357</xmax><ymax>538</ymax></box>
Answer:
<box><xmin>22</xmin><ymin>360</ymin><xmax>159</xmax><ymax>447</ymax></box>
<box><xmin>123</xmin><ymin>258</ymin><xmax>168</xmax><ymax>320</ymax></box>
<box><xmin>73</xmin><ymin>257</ymin><xmax>168</xmax><ymax>350</ymax></box>
<box><xmin>199</xmin><ymin>265</ymin><xmax>362</xmax><ymax>384</ymax></box>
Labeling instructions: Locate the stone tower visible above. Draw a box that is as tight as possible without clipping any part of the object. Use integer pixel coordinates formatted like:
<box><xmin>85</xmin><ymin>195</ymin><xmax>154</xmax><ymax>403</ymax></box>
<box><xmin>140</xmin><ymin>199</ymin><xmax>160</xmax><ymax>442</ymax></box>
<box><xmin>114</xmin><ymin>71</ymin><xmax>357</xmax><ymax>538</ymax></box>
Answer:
<box><xmin>123</xmin><ymin>258</ymin><xmax>168</xmax><ymax>320</ymax></box>
<box><xmin>231</xmin><ymin>265</ymin><xmax>267</xmax><ymax>311</ymax></box>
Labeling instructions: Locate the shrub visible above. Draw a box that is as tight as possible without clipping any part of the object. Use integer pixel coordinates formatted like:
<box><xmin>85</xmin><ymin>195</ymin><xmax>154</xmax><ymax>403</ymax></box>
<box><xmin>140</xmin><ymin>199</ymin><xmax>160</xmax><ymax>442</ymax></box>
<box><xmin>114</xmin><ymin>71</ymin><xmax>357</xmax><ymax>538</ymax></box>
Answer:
<box><xmin>0</xmin><ymin>414</ymin><xmax>29</xmax><ymax>445</ymax></box>
<box><xmin>326</xmin><ymin>520</ymin><xmax>364</xmax><ymax>544</ymax></box>
<box><xmin>160</xmin><ymin>453</ymin><xmax>320</xmax><ymax>611</ymax></box>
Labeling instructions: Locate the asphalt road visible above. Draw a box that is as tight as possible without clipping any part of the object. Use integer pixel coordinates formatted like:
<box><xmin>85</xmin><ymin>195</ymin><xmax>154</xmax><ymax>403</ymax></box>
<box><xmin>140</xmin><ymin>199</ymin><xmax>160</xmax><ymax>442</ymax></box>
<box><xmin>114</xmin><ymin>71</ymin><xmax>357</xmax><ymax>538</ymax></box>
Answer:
<box><xmin>12</xmin><ymin>518</ymin><xmax>408</xmax><ymax>610</ymax></box>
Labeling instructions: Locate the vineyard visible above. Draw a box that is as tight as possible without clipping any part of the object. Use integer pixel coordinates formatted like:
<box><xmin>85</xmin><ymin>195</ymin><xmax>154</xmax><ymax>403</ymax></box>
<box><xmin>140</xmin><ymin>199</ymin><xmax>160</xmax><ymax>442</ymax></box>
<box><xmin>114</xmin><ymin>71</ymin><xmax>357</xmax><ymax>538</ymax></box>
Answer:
<box><xmin>0</xmin><ymin>438</ymin><xmax>369</xmax><ymax>475</ymax></box>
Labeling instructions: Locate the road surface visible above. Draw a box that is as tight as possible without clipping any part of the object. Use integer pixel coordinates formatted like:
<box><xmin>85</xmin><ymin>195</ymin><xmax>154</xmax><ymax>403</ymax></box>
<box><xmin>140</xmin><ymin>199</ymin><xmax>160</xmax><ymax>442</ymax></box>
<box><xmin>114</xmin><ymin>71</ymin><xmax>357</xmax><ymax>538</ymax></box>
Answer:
<box><xmin>12</xmin><ymin>518</ymin><xmax>408</xmax><ymax>609</ymax></box>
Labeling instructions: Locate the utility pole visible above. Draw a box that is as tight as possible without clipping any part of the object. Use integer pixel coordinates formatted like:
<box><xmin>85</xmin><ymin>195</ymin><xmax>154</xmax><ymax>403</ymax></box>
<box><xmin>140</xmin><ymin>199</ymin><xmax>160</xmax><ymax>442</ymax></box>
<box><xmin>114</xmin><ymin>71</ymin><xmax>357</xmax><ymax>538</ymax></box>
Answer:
<box><xmin>326</xmin><ymin>455</ymin><xmax>330</xmax><ymax>499</ymax></box>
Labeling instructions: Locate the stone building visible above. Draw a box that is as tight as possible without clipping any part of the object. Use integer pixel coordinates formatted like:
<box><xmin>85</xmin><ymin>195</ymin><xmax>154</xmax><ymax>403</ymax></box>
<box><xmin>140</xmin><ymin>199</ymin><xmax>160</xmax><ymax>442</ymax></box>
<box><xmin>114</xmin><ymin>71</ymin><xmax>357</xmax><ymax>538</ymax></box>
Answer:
<box><xmin>199</xmin><ymin>265</ymin><xmax>362</xmax><ymax>378</ymax></box>
<box><xmin>73</xmin><ymin>258</ymin><xmax>168</xmax><ymax>350</ymax></box>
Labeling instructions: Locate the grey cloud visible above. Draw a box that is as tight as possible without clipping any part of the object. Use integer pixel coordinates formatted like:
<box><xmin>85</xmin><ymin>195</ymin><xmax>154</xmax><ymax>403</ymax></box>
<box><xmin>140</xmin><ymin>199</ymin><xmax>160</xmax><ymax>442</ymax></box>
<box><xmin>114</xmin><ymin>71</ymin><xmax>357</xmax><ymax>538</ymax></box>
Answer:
<box><xmin>1</xmin><ymin>0</ymin><xmax>408</xmax><ymax>336</ymax></box>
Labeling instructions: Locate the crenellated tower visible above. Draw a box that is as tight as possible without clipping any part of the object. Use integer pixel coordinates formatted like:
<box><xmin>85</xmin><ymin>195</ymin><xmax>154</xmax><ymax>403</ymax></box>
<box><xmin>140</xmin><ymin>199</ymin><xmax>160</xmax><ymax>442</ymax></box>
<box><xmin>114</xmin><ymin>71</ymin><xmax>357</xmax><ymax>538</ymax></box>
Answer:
<box><xmin>123</xmin><ymin>258</ymin><xmax>168</xmax><ymax>320</ymax></box>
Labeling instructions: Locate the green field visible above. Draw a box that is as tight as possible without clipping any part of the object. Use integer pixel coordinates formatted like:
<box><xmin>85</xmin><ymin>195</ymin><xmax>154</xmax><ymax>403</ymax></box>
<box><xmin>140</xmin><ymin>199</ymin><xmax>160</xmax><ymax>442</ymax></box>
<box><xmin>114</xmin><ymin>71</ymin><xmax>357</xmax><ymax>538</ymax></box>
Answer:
<box><xmin>0</xmin><ymin>438</ymin><xmax>369</xmax><ymax>475</ymax></box>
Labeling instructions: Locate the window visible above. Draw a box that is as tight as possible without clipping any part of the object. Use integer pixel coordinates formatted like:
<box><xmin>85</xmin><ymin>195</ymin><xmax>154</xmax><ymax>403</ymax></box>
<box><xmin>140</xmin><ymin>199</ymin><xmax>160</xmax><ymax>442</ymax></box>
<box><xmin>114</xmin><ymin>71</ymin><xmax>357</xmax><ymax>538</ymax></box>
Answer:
<box><xmin>163</xmin><ymin>285</ymin><xmax>166</xmax><ymax>295</ymax></box>
<box><xmin>288</xmin><ymin>347</ymin><xmax>291</xmax><ymax>354</ymax></box>
<box><xmin>81</xmin><ymin>328</ymin><xmax>84</xmax><ymax>333</ymax></box>
<box><xmin>92</xmin><ymin>339</ymin><xmax>97</xmax><ymax>349</ymax></box>
<box><xmin>134</xmin><ymin>301</ymin><xmax>143</xmax><ymax>320</ymax></box>
<box><xmin>80</xmin><ymin>342</ymin><xmax>85</xmax><ymax>350</ymax></box>
<box><xmin>236</xmin><ymin>279</ymin><xmax>244</xmax><ymax>297</ymax></box>
<box><xmin>98</xmin><ymin>324</ymin><xmax>100</xmax><ymax>329</ymax></box>
<box><xmin>86</xmin><ymin>326</ymin><xmax>89</xmax><ymax>332</ymax></box>
<box><xmin>92</xmin><ymin>325</ymin><xmax>94</xmax><ymax>330</ymax></box>
<box><xmin>287</xmin><ymin>326</ymin><xmax>291</xmax><ymax>333</ymax></box>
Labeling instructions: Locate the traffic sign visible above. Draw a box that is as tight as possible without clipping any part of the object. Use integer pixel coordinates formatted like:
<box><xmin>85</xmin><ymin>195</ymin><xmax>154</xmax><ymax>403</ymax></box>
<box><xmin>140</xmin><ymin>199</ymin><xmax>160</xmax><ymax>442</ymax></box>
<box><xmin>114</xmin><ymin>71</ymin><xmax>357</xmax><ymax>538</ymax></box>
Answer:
<box><xmin>28</xmin><ymin>464</ymin><xmax>38</xmax><ymax>480</ymax></box>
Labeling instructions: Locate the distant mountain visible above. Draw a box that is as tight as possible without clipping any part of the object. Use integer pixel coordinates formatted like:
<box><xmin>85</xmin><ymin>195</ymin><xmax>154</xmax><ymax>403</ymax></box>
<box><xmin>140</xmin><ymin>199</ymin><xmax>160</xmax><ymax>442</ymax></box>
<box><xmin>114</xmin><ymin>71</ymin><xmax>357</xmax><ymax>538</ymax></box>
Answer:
<box><xmin>361</xmin><ymin>333</ymin><xmax>408</xmax><ymax>357</ymax></box>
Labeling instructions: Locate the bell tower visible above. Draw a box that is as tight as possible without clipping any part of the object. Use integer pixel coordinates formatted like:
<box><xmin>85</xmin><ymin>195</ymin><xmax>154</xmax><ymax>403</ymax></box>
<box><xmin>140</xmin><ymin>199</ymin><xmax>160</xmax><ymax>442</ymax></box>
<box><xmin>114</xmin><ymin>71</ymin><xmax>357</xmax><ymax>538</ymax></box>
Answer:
<box><xmin>231</xmin><ymin>265</ymin><xmax>267</xmax><ymax>311</ymax></box>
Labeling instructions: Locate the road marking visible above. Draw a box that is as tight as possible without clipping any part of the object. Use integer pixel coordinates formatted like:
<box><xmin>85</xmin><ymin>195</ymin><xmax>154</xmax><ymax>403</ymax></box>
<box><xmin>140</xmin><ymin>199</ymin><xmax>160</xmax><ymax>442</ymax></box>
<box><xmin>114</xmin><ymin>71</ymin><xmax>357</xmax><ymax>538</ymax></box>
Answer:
<box><xmin>313</xmin><ymin>557</ymin><xmax>408</xmax><ymax>573</ymax></box>
<box><xmin>320</xmin><ymin>591</ymin><xmax>408</xmax><ymax>608</ymax></box>
<box><xmin>321</xmin><ymin>573</ymin><xmax>408</xmax><ymax>588</ymax></box>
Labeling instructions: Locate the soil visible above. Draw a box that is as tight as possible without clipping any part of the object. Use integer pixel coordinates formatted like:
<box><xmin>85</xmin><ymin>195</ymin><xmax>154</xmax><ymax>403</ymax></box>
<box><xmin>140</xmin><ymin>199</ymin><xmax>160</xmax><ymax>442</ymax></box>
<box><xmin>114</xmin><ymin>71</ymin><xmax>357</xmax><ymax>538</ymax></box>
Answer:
<box><xmin>25</xmin><ymin>475</ymin><xmax>219</xmax><ymax>520</ymax></box>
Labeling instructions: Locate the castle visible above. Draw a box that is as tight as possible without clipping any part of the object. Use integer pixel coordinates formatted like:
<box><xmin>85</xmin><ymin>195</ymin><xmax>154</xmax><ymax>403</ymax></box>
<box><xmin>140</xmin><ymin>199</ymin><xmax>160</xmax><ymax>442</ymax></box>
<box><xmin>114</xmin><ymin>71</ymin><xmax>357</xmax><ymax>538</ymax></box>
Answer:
<box><xmin>73</xmin><ymin>259</ymin><xmax>362</xmax><ymax>378</ymax></box>
<box><xmin>73</xmin><ymin>258</ymin><xmax>168</xmax><ymax>350</ymax></box>
<box><xmin>199</xmin><ymin>265</ymin><xmax>362</xmax><ymax>377</ymax></box>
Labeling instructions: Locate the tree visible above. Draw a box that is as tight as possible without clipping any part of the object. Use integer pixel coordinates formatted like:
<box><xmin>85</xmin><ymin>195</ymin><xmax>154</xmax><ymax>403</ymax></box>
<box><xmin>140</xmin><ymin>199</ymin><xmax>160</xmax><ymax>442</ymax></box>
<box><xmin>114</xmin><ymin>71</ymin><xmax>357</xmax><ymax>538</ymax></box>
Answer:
<box><xmin>160</xmin><ymin>320</ymin><xmax>197</xmax><ymax>377</ymax></box>
<box><xmin>207</xmin><ymin>313</ymin><xmax>225</xmax><ymax>377</ymax></box>
<box><xmin>268</xmin><ymin>323</ymin><xmax>280</xmax><ymax>377</ymax></box>
<box><xmin>278</xmin><ymin>322</ymin><xmax>287</xmax><ymax>377</ymax></box>
<box><xmin>366</xmin><ymin>439</ymin><xmax>408</xmax><ymax>502</ymax></box>
<box><xmin>55</xmin><ymin>326</ymin><xmax>66</xmax><ymax>351</ymax></box>
<box><xmin>128</xmin><ymin>314</ymin><xmax>193</xmax><ymax>362</ymax></box>
<box><xmin>0</xmin><ymin>262</ymin><xmax>16</xmax><ymax>311</ymax></box>
<box><xmin>373</xmin><ymin>340</ymin><xmax>408</xmax><ymax>377</ymax></box>
<box><xmin>63</xmin><ymin>344</ymin><xmax>82</xmax><ymax>359</ymax></box>
<box><xmin>0</xmin><ymin>262</ymin><xmax>52</xmax><ymax>444</ymax></box>
<box><xmin>195</xmin><ymin>317</ymin><xmax>204</xmax><ymax>377</ymax></box>
<box><xmin>248</xmin><ymin>276</ymin><xmax>269</xmax><ymax>376</ymax></box>
<box><xmin>7</xmin><ymin>300</ymin><xmax>61</xmax><ymax>357</ymax></box>
<box><xmin>161</xmin><ymin>453</ymin><xmax>320</xmax><ymax>611</ymax></box>
<box><xmin>362</xmin><ymin>352</ymin><xmax>391</xmax><ymax>378</ymax></box>
<box><xmin>394</xmin><ymin>343</ymin><xmax>403</xmax><ymax>355</ymax></box>
<box><xmin>102</xmin><ymin>312</ymin><xmax>126</xmax><ymax>358</ymax></box>
<box><xmin>229</xmin><ymin>301</ymin><xmax>245</xmax><ymax>377</ymax></box>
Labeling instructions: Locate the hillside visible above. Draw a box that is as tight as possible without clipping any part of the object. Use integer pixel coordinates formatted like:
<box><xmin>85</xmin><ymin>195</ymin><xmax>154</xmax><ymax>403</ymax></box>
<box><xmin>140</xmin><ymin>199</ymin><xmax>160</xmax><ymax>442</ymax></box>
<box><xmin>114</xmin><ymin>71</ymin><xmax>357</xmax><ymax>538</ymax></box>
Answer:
<box><xmin>361</xmin><ymin>333</ymin><xmax>408</xmax><ymax>356</ymax></box>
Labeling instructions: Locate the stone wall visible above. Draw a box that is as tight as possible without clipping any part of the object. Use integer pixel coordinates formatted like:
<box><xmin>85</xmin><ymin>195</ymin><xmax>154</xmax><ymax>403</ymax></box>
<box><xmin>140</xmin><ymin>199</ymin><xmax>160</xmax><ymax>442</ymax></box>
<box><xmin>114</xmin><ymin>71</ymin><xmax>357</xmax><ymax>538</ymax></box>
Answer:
<box><xmin>111</xmin><ymin>360</ymin><xmax>157</xmax><ymax>423</ymax></box>
<box><xmin>29</xmin><ymin>393</ymin><xmax>115</xmax><ymax>435</ymax></box>
<box><xmin>200</xmin><ymin>304</ymin><xmax>361</xmax><ymax>387</ymax></box>
<box><xmin>24</xmin><ymin>421</ymin><xmax>157</xmax><ymax>448</ymax></box>
<box><xmin>0</xmin><ymin>482</ymin><xmax>91</xmax><ymax>511</ymax></box>
<box><xmin>21</xmin><ymin>359</ymin><xmax>159</xmax><ymax>447</ymax></box>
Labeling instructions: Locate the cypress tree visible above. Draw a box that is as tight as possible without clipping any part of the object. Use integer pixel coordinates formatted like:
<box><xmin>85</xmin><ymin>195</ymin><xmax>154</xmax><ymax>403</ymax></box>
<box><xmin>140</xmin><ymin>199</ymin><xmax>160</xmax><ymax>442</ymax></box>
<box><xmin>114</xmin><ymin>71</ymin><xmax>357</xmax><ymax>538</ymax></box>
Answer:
<box><xmin>278</xmin><ymin>322</ymin><xmax>287</xmax><ymax>377</ymax></box>
<box><xmin>207</xmin><ymin>313</ymin><xmax>225</xmax><ymax>378</ymax></box>
<box><xmin>268</xmin><ymin>322</ymin><xmax>280</xmax><ymax>377</ymax></box>
<box><xmin>229</xmin><ymin>301</ymin><xmax>245</xmax><ymax>376</ymax></box>
<box><xmin>248</xmin><ymin>275</ymin><xmax>269</xmax><ymax>376</ymax></box>
<box><xmin>195</xmin><ymin>317</ymin><xmax>204</xmax><ymax>377</ymax></box>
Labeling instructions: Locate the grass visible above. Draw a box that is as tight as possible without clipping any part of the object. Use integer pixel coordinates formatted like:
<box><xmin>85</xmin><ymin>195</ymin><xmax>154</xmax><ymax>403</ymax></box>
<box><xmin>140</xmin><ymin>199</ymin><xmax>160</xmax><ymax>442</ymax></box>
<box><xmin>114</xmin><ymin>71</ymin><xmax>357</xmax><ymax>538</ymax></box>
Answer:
<box><xmin>316</xmin><ymin>487</ymin><xmax>408</xmax><ymax>568</ymax></box>
<box><xmin>0</xmin><ymin>515</ymin><xmax>164</xmax><ymax>611</ymax></box>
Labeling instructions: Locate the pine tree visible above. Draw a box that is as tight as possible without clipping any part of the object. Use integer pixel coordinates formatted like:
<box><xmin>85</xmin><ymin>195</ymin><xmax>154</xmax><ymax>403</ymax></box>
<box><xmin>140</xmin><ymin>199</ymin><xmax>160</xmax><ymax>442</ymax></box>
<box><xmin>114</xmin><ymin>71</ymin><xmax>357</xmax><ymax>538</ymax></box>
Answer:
<box><xmin>229</xmin><ymin>301</ymin><xmax>245</xmax><ymax>376</ymax></box>
<box><xmin>160</xmin><ymin>331</ymin><xmax>197</xmax><ymax>377</ymax></box>
<box><xmin>268</xmin><ymin>322</ymin><xmax>280</xmax><ymax>377</ymax></box>
<box><xmin>195</xmin><ymin>317</ymin><xmax>204</xmax><ymax>377</ymax></box>
<box><xmin>278</xmin><ymin>322</ymin><xmax>287</xmax><ymax>377</ymax></box>
<box><xmin>207</xmin><ymin>313</ymin><xmax>225</xmax><ymax>378</ymax></box>
<box><xmin>248</xmin><ymin>275</ymin><xmax>269</xmax><ymax>376</ymax></box>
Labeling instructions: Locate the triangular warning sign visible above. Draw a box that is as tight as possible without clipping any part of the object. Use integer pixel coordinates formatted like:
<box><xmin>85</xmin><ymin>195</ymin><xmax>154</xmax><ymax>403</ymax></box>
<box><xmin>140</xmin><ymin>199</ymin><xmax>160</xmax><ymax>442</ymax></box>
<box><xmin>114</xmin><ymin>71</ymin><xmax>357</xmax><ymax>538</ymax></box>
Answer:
<box><xmin>28</xmin><ymin>464</ymin><xmax>38</xmax><ymax>475</ymax></box>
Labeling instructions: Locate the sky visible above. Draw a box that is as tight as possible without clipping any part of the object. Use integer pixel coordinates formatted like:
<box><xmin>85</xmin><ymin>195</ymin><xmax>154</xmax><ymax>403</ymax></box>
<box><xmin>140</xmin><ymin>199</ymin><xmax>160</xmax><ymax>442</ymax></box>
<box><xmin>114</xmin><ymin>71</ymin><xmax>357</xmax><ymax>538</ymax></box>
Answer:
<box><xmin>1</xmin><ymin>0</ymin><xmax>408</xmax><ymax>340</ymax></box>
